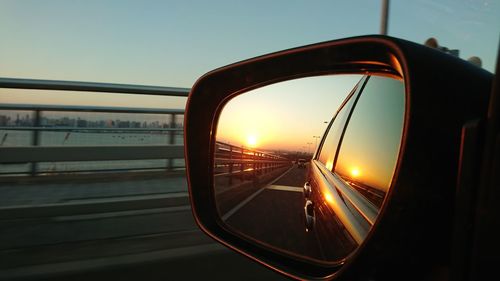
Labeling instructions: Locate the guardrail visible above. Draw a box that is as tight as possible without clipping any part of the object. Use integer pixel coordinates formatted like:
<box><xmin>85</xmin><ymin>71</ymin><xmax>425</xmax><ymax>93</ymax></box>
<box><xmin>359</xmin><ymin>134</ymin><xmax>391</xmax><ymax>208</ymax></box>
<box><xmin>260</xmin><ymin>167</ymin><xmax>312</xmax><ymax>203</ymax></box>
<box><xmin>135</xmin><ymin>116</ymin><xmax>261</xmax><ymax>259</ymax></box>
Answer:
<box><xmin>214</xmin><ymin>141</ymin><xmax>291</xmax><ymax>184</ymax></box>
<box><xmin>0</xmin><ymin>78</ymin><xmax>190</xmax><ymax>176</ymax></box>
<box><xmin>0</xmin><ymin>77</ymin><xmax>190</xmax><ymax>97</ymax></box>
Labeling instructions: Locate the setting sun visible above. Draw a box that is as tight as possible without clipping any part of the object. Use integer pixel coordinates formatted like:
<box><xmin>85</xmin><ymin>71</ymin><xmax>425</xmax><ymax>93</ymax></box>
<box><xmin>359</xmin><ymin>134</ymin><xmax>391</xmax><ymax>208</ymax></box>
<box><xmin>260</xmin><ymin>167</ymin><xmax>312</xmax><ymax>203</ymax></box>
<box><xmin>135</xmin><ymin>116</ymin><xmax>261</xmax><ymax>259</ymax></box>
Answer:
<box><xmin>325</xmin><ymin>161</ymin><xmax>333</xmax><ymax>171</ymax></box>
<box><xmin>247</xmin><ymin>135</ymin><xmax>258</xmax><ymax>147</ymax></box>
<box><xmin>351</xmin><ymin>168</ymin><xmax>361</xmax><ymax>178</ymax></box>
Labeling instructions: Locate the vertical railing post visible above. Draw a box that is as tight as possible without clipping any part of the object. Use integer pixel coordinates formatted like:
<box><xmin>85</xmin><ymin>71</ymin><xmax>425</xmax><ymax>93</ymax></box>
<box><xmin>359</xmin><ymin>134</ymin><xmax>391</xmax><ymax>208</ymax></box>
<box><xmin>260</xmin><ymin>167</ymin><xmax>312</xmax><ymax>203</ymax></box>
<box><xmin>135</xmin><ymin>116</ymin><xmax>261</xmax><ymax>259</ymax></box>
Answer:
<box><xmin>30</xmin><ymin>110</ymin><xmax>41</xmax><ymax>176</ymax></box>
<box><xmin>241</xmin><ymin>146</ymin><xmax>244</xmax><ymax>181</ymax></box>
<box><xmin>252</xmin><ymin>151</ymin><xmax>256</xmax><ymax>181</ymax></box>
<box><xmin>168</xmin><ymin>113</ymin><xmax>176</xmax><ymax>170</ymax></box>
<box><xmin>229</xmin><ymin>145</ymin><xmax>233</xmax><ymax>185</ymax></box>
<box><xmin>258</xmin><ymin>153</ymin><xmax>262</xmax><ymax>175</ymax></box>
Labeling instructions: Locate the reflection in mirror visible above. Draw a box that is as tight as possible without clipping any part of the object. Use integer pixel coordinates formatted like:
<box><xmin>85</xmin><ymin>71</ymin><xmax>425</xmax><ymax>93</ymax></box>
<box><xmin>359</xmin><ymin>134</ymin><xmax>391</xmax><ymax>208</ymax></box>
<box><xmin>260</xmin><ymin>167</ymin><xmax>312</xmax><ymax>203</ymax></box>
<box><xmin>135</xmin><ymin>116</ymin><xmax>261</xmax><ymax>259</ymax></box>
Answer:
<box><xmin>214</xmin><ymin>74</ymin><xmax>405</xmax><ymax>264</ymax></box>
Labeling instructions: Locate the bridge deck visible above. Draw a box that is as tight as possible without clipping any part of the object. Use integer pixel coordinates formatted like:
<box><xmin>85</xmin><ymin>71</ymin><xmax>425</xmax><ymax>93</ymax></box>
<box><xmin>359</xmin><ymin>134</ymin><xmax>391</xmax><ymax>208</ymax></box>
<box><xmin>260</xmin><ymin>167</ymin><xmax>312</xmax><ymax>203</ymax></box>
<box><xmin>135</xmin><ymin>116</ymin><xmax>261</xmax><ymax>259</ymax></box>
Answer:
<box><xmin>0</xmin><ymin>173</ymin><xmax>285</xmax><ymax>280</ymax></box>
<box><xmin>0</xmin><ymin>172</ymin><xmax>187</xmax><ymax>207</ymax></box>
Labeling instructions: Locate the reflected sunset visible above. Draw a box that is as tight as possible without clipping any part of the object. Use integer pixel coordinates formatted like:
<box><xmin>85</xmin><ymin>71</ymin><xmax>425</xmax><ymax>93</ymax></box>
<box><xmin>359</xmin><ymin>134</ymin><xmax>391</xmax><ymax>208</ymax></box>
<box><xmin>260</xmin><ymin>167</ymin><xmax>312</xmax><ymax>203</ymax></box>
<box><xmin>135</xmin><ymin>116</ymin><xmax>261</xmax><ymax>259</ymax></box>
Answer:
<box><xmin>325</xmin><ymin>161</ymin><xmax>333</xmax><ymax>171</ymax></box>
<box><xmin>217</xmin><ymin>75</ymin><xmax>363</xmax><ymax>153</ymax></box>
<box><xmin>214</xmin><ymin>74</ymin><xmax>405</xmax><ymax>264</ymax></box>
<box><xmin>350</xmin><ymin>168</ymin><xmax>361</xmax><ymax>178</ymax></box>
<box><xmin>324</xmin><ymin>192</ymin><xmax>334</xmax><ymax>204</ymax></box>
<box><xmin>334</xmin><ymin>76</ymin><xmax>405</xmax><ymax>192</ymax></box>
<box><xmin>246</xmin><ymin>134</ymin><xmax>258</xmax><ymax>148</ymax></box>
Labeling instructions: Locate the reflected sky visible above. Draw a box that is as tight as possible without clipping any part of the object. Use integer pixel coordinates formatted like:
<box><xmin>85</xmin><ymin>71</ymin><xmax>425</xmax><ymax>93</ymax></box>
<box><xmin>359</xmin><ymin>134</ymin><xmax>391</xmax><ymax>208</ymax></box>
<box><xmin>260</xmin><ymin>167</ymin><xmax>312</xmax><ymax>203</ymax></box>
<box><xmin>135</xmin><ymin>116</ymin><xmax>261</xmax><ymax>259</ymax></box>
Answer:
<box><xmin>335</xmin><ymin>76</ymin><xmax>405</xmax><ymax>191</ymax></box>
<box><xmin>318</xmin><ymin>83</ymin><xmax>360</xmax><ymax>171</ymax></box>
<box><xmin>217</xmin><ymin>75</ymin><xmax>362</xmax><ymax>152</ymax></box>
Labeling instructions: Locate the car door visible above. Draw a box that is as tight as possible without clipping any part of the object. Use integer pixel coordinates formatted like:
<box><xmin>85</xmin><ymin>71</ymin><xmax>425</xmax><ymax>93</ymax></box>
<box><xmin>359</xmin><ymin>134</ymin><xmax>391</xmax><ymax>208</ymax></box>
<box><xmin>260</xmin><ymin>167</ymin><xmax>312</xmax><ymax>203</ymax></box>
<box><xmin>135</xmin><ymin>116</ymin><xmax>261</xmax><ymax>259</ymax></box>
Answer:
<box><xmin>307</xmin><ymin>74</ymin><xmax>406</xmax><ymax>261</ymax></box>
<box><xmin>304</xmin><ymin>75</ymin><xmax>365</xmax><ymax>261</ymax></box>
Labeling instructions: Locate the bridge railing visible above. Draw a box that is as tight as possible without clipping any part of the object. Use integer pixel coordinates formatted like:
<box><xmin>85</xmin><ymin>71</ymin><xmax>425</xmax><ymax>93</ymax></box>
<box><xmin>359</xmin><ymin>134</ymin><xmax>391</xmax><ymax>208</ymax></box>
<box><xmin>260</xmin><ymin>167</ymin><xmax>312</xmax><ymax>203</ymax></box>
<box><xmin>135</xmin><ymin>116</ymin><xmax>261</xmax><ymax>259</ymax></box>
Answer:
<box><xmin>0</xmin><ymin>78</ymin><xmax>190</xmax><ymax>176</ymax></box>
<box><xmin>214</xmin><ymin>141</ymin><xmax>291</xmax><ymax>183</ymax></box>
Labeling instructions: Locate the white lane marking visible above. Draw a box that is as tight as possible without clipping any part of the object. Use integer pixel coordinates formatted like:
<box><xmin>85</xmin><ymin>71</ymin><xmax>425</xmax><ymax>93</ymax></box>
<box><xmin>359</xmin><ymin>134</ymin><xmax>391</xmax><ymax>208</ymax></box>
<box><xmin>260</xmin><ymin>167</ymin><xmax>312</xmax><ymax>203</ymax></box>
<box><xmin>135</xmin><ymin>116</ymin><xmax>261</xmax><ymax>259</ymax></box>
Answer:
<box><xmin>54</xmin><ymin>205</ymin><xmax>191</xmax><ymax>221</ymax></box>
<box><xmin>221</xmin><ymin>188</ymin><xmax>265</xmax><ymax>222</ymax></box>
<box><xmin>221</xmin><ymin>166</ymin><xmax>295</xmax><ymax>222</ymax></box>
<box><xmin>266</xmin><ymin>185</ymin><xmax>302</xmax><ymax>192</ymax></box>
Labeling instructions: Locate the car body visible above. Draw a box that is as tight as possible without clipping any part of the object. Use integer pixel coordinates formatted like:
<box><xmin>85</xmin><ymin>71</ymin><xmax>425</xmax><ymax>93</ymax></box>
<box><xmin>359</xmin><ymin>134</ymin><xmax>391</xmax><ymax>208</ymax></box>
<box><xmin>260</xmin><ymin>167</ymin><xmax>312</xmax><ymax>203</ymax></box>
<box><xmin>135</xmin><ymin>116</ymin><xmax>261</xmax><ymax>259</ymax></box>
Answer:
<box><xmin>304</xmin><ymin>74</ymin><xmax>403</xmax><ymax>260</ymax></box>
<box><xmin>185</xmin><ymin>35</ymin><xmax>498</xmax><ymax>280</ymax></box>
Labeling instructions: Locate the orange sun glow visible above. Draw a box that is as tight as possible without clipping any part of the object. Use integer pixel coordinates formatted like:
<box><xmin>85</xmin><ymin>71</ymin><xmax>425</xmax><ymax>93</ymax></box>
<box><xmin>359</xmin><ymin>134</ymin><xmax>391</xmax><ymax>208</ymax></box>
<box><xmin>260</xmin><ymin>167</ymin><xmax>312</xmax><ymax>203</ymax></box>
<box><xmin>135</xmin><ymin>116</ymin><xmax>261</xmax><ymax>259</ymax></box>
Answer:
<box><xmin>351</xmin><ymin>168</ymin><xmax>361</xmax><ymax>178</ymax></box>
<box><xmin>247</xmin><ymin>135</ymin><xmax>258</xmax><ymax>147</ymax></box>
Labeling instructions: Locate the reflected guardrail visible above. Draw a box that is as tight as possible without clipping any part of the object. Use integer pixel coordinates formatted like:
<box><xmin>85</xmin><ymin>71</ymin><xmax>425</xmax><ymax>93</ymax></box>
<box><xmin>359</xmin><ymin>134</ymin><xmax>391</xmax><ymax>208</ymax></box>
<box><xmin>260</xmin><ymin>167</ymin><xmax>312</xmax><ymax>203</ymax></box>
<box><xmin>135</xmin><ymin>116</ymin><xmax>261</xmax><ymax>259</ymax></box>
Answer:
<box><xmin>0</xmin><ymin>78</ymin><xmax>190</xmax><ymax>176</ymax></box>
<box><xmin>214</xmin><ymin>141</ymin><xmax>291</xmax><ymax>182</ymax></box>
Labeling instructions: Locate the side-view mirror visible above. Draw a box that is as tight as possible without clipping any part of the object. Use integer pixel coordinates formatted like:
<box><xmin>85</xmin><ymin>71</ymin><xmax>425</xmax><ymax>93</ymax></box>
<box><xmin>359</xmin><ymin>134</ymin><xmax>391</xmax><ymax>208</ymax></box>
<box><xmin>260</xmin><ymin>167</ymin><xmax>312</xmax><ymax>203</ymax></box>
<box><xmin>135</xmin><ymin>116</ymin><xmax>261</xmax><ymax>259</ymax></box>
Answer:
<box><xmin>184</xmin><ymin>36</ymin><xmax>492</xmax><ymax>280</ymax></box>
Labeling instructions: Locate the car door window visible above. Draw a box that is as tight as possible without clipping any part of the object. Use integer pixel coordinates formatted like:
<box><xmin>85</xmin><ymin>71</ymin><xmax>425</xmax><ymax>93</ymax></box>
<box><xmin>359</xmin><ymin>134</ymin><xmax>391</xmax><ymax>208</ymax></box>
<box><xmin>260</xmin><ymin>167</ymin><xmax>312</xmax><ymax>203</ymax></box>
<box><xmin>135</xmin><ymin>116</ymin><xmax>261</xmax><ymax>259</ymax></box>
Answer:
<box><xmin>333</xmin><ymin>75</ymin><xmax>405</xmax><ymax>206</ymax></box>
<box><xmin>318</xmin><ymin>76</ymin><xmax>366</xmax><ymax>170</ymax></box>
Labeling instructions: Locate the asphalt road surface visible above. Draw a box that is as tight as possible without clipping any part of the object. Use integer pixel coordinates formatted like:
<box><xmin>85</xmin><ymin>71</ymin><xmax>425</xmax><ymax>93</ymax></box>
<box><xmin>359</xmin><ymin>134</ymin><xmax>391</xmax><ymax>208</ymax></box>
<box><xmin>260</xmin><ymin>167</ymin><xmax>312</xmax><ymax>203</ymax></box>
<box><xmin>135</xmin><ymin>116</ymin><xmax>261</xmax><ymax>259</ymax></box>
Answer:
<box><xmin>0</xmin><ymin>174</ymin><xmax>287</xmax><ymax>280</ymax></box>
<box><xmin>223</xmin><ymin>165</ymin><xmax>329</xmax><ymax>261</ymax></box>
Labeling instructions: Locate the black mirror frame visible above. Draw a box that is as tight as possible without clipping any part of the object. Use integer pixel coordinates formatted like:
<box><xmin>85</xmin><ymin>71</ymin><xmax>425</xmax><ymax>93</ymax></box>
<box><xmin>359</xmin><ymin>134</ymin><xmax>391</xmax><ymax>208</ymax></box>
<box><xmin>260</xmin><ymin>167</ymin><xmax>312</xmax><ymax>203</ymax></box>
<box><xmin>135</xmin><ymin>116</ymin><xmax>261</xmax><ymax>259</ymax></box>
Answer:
<box><xmin>184</xmin><ymin>35</ymin><xmax>492</xmax><ymax>280</ymax></box>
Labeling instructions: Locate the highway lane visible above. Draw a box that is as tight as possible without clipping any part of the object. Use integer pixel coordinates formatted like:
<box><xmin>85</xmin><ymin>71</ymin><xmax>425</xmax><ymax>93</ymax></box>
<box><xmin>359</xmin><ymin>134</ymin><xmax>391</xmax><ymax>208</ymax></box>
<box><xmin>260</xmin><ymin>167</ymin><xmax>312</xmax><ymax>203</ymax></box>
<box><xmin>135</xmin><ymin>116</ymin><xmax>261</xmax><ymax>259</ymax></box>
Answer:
<box><xmin>214</xmin><ymin>165</ymin><xmax>291</xmax><ymax>216</ymax></box>
<box><xmin>0</xmin><ymin>204</ymin><xmax>286</xmax><ymax>281</ymax></box>
<box><xmin>223</xmin><ymin>164</ymin><xmax>328</xmax><ymax>261</ymax></box>
<box><xmin>0</xmin><ymin>172</ymin><xmax>187</xmax><ymax>207</ymax></box>
<box><xmin>0</xmin><ymin>202</ymin><xmax>204</xmax><ymax>269</ymax></box>
<box><xmin>0</xmin><ymin>174</ymin><xmax>287</xmax><ymax>280</ymax></box>
<box><xmin>221</xmin><ymin>163</ymin><xmax>365</xmax><ymax>263</ymax></box>
<box><xmin>0</xmin><ymin>173</ymin><xmax>198</xmax><ymax>269</ymax></box>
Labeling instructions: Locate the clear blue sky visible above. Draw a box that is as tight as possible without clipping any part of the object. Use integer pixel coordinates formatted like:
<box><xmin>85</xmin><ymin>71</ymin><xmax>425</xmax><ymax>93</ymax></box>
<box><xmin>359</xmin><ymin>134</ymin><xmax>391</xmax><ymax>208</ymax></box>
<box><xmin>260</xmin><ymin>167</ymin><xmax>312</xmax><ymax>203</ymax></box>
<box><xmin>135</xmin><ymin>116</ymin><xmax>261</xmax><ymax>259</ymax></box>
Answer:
<box><xmin>0</xmin><ymin>0</ymin><xmax>498</xmax><ymax>106</ymax></box>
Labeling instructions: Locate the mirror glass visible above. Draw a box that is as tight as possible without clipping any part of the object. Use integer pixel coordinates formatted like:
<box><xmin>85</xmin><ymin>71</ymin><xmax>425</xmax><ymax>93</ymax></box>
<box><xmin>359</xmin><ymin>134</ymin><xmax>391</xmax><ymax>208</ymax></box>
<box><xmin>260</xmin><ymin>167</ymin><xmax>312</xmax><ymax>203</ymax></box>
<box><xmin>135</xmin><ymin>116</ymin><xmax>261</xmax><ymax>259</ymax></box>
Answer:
<box><xmin>214</xmin><ymin>74</ymin><xmax>405</xmax><ymax>264</ymax></box>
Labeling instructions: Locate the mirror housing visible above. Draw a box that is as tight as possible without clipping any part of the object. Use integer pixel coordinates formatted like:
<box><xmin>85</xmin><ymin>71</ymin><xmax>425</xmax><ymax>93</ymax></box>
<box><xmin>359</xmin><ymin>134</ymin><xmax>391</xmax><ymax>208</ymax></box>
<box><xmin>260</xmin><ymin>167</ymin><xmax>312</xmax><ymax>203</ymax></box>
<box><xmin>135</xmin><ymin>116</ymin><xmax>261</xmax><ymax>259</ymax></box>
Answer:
<box><xmin>184</xmin><ymin>35</ymin><xmax>492</xmax><ymax>280</ymax></box>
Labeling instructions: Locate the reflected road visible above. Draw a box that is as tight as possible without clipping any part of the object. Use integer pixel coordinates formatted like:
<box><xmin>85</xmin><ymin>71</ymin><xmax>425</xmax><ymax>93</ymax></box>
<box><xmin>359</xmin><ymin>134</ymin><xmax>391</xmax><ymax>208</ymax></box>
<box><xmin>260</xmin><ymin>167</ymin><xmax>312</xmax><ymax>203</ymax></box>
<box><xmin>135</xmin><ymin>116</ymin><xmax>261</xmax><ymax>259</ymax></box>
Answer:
<box><xmin>222</xmin><ymin>165</ymin><xmax>325</xmax><ymax>260</ymax></box>
<box><xmin>221</xmin><ymin>164</ymin><xmax>363</xmax><ymax>262</ymax></box>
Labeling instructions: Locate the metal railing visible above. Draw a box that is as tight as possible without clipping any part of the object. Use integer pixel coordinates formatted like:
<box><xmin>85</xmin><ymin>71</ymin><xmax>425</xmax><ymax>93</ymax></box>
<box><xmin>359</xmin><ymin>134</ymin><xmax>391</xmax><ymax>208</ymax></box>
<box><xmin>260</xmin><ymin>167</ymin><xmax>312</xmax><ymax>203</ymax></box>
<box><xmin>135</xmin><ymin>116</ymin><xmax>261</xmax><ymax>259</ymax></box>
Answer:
<box><xmin>0</xmin><ymin>77</ymin><xmax>190</xmax><ymax>176</ymax></box>
<box><xmin>0</xmin><ymin>77</ymin><xmax>189</xmax><ymax>97</ymax></box>
<box><xmin>214</xmin><ymin>141</ymin><xmax>291</xmax><ymax>184</ymax></box>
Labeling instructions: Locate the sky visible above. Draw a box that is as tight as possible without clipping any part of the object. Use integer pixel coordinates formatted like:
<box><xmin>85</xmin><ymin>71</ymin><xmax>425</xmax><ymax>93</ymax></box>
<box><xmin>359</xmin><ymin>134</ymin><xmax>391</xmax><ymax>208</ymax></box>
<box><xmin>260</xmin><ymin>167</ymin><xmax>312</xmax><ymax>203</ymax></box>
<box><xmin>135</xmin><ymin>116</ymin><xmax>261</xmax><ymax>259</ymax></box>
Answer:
<box><xmin>0</xmin><ymin>0</ymin><xmax>499</xmax><ymax>109</ymax></box>
<box><xmin>216</xmin><ymin>75</ymin><xmax>363</xmax><ymax>151</ymax></box>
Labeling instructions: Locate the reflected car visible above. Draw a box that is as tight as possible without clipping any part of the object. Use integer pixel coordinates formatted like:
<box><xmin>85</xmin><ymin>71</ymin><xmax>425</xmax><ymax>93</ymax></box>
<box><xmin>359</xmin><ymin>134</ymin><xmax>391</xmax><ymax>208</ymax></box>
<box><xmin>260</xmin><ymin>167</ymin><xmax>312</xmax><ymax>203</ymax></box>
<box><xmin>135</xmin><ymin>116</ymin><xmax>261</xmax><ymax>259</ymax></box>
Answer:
<box><xmin>305</xmin><ymin>74</ymin><xmax>405</xmax><ymax>260</ymax></box>
<box><xmin>297</xmin><ymin>159</ymin><xmax>307</xmax><ymax>168</ymax></box>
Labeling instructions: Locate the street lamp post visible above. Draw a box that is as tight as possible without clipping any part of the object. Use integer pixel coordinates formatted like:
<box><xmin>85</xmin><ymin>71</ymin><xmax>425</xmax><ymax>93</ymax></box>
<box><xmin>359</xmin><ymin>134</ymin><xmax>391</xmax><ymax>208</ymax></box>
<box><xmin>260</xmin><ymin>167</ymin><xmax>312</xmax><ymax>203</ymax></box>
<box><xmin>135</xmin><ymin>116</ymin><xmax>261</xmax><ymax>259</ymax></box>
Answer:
<box><xmin>380</xmin><ymin>0</ymin><xmax>389</xmax><ymax>35</ymax></box>
<box><xmin>313</xmin><ymin>136</ymin><xmax>321</xmax><ymax>151</ymax></box>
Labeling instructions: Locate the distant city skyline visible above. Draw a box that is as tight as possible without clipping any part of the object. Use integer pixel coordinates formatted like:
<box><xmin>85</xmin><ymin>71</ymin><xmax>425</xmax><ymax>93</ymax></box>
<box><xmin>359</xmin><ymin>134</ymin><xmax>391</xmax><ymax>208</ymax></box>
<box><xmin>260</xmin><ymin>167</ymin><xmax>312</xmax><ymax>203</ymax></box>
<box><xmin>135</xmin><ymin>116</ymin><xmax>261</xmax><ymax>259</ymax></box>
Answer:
<box><xmin>0</xmin><ymin>113</ymin><xmax>183</xmax><ymax>129</ymax></box>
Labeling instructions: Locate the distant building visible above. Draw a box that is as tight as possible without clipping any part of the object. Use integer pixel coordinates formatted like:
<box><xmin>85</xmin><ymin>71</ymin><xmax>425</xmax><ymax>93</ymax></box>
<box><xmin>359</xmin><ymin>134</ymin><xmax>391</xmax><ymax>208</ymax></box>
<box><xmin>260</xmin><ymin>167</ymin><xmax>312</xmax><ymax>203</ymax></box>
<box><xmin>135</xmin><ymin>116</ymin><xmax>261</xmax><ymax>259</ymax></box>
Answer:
<box><xmin>118</xmin><ymin>121</ymin><xmax>130</xmax><ymax>128</ymax></box>
<box><xmin>76</xmin><ymin>118</ymin><xmax>88</xmax><ymax>128</ymax></box>
<box><xmin>0</xmin><ymin>115</ymin><xmax>9</xmax><ymax>126</ymax></box>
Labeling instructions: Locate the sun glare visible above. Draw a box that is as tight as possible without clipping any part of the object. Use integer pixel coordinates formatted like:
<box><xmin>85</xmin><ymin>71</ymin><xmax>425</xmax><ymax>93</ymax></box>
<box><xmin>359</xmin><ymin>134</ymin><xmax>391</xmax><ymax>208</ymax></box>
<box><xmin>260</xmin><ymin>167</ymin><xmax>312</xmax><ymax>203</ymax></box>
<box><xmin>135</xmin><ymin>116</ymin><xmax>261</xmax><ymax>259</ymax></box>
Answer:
<box><xmin>324</xmin><ymin>193</ymin><xmax>334</xmax><ymax>203</ymax></box>
<box><xmin>247</xmin><ymin>135</ymin><xmax>258</xmax><ymax>147</ymax></box>
<box><xmin>351</xmin><ymin>168</ymin><xmax>361</xmax><ymax>178</ymax></box>
<box><xmin>325</xmin><ymin>160</ymin><xmax>333</xmax><ymax>171</ymax></box>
